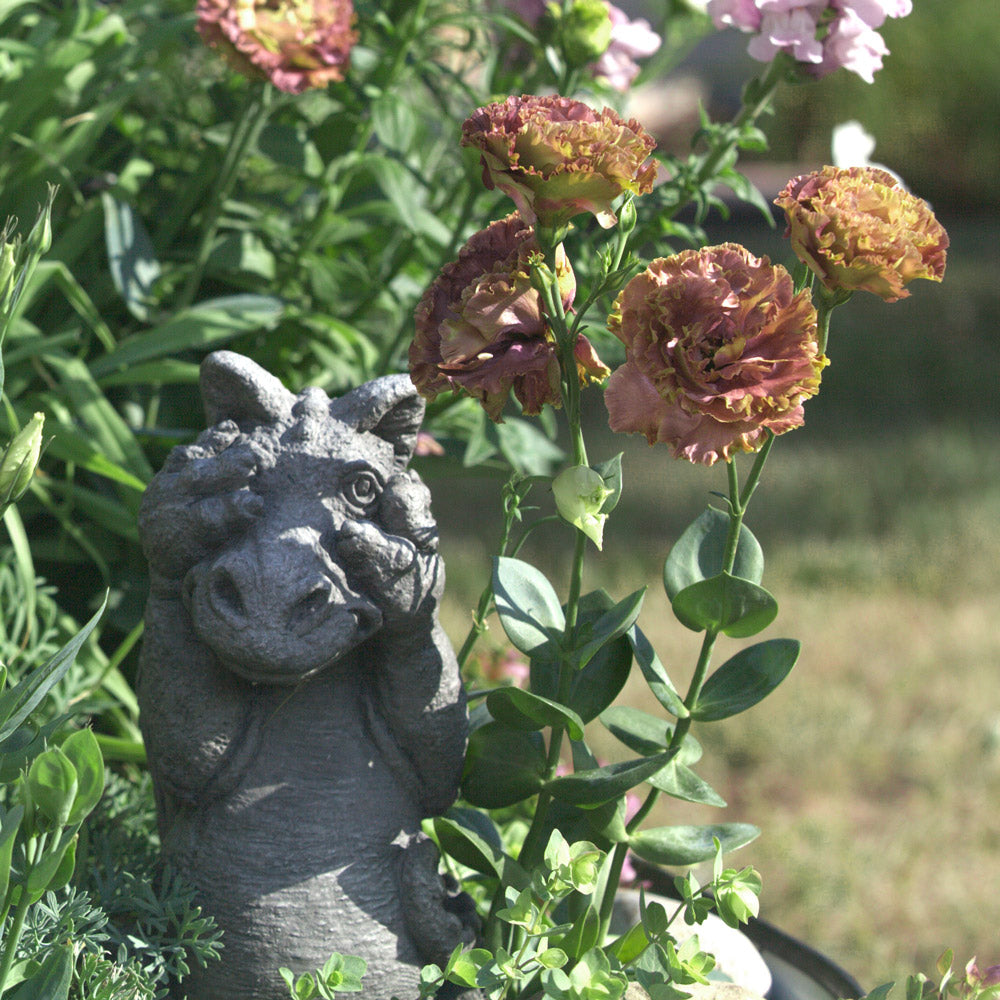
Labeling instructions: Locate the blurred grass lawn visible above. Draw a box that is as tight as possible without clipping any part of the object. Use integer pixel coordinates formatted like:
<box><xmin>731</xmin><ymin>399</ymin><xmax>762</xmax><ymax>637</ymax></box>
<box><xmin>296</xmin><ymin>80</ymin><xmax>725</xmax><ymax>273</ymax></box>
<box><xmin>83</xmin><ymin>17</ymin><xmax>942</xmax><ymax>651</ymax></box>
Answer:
<box><xmin>427</xmin><ymin>213</ymin><xmax>1000</xmax><ymax>990</ymax></box>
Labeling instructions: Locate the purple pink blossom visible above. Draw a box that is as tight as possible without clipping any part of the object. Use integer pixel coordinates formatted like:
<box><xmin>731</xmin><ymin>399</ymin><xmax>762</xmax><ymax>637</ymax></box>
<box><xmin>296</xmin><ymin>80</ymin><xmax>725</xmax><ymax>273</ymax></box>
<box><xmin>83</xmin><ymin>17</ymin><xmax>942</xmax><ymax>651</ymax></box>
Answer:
<box><xmin>705</xmin><ymin>0</ymin><xmax>912</xmax><ymax>82</ymax></box>
<box><xmin>461</xmin><ymin>95</ymin><xmax>657</xmax><ymax>231</ymax></box>
<box><xmin>604</xmin><ymin>244</ymin><xmax>825</xmax><ymax>466</ymax></box>
<box><xmin>774</xmin><ymin>166</ymin><xmax>948</xmax><ymax>302</ymax></box>
<box><xmin>409</xmin><ymin>214</ymin><xmax>608</xmax><ymax>422</ymax></box>
<box><xmin>196</xmin><ymin>0</ymin><xmax>357</xmax><ymax>93</ymax></box>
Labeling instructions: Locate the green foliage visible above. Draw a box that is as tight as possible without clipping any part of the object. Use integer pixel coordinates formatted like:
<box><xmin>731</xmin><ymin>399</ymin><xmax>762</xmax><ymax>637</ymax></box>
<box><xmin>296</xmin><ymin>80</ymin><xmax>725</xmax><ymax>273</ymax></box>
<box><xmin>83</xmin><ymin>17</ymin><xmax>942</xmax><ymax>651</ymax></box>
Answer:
<box><xmin>279</xmin><ymin>953</ymin><xmax>367</xmax><ymax>999</ymax></box>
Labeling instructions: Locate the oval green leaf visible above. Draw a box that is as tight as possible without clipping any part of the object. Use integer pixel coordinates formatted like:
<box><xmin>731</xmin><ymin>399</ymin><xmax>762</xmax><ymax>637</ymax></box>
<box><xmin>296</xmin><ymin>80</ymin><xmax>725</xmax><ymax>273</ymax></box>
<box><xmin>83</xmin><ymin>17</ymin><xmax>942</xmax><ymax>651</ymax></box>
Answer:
<box><xmin>628</xmin><ymin>823</ymin><xmax>759</xmax><ymax>866</ymax></box>
<box><xmin>646</xmin><ymin>760</ymin><xmax>726</xmax><ymax>808</ymax></box>
<box><xmin>671</xmin><ymin>573</ymin><xmax>778</xmax><ymax>637</ymax></box>
<box><xmin>692</xmin><ymin>639</ymin><xmax>800</xmax><ymax>721</ymax></box>
<box><xmin>493</xmin><ymin>557</ymin><xmax>565</xmax><ymax>657</ymax></box>
<box><xmin>486</xmin><ymin>687</ymin><xmax>584</xmax><ymax>741</ymax></box>
<box><xmin>60</xmin><ymin>728</ymin><xmax>105</xmax><ymax>826</ymax></box>
<box><xmin>462</xmin><ymin>722</ymin><xmax>546</xmax><ymax>808</ymax></box>
<box><xmin>663</xmin><ymin>507</ymin><xmax>764</xmax><ymax>600</ymax></box>
<box><xmin>599</xmin><ymin>706</ymin><xmax>701</xmax><ymax>764</ymax></box>
<box><xmin>546</xmin><ymin>752</ymin><xmax>674</xmax><ymax>808</ymax></box>
<box><xmin>627</xmin><ymin>625</ymin><xmax>687</xmax><ymax>718</ymax></box>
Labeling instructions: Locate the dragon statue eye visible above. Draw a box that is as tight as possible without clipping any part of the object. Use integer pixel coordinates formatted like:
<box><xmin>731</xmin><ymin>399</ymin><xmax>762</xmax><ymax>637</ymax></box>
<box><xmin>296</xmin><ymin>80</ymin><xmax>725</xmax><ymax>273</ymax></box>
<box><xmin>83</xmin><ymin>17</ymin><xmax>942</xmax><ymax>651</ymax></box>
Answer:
<box><xmin>343</xmin><ymin>469</ymin><xmax>381</xmax><ymax>510</ymax></box>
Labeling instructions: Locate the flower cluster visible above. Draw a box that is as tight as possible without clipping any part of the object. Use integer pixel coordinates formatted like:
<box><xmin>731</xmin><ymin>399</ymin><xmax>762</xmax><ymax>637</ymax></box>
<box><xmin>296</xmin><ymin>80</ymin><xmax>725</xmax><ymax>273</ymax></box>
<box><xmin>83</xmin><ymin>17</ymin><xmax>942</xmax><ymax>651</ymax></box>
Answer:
<box><xmin>460</xmin><ymin>95</ymin><xmax>657</xmax><ymax>232</ymax></box>
<box><xmin>196</xmin><ymin>0</ymin><xmax>357</xmax><ymax>93</ymax></box>
<box><xmin>775</xmin><ymin>165</ymin><xmax>948</xmax><ymax>301</ymax></box>
<box><xmin>604</xmin><ymin>244</ymin><xmax>826</xmax><ymax>466</ymax></box>
<box><xmin>707</xmin><ymin>0</ymin><xmax>912</xmax><ymax>82</ymax></box>
<box><xmin>410</xmin><ymin>214</ymin><xmax>607</xmax><ymax>421</ymax></box>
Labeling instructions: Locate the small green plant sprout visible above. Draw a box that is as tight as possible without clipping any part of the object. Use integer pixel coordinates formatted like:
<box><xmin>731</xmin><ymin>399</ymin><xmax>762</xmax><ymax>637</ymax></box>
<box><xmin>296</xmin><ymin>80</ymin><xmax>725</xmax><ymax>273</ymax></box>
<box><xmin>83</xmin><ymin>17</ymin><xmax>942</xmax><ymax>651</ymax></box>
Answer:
<box><xmin>279</xmin><ymin>952</ymin><xmax>368</xmax><ymax>999</ymax></box>
<box><xmin>860</xmin><ymin>952</ymin><xmax>1000</xmax><ymax>1000</ymax></box>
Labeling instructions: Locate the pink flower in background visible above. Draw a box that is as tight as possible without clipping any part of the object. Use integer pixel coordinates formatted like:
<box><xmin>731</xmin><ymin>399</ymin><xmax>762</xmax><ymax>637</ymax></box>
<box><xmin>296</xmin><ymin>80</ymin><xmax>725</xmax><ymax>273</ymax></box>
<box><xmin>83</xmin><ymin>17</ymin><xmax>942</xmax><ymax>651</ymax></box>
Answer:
<box><xmin>774</xmin><ymin>166</ymin><xmax>948</xmax><ymax>301</ymax></box>
<box><xmin>461</xmin><ymin>95</ymin><xmax>657</xmax><ymax>231</ymax></box>
<box><xmin>706</xmin><ymin>0</ymin><xmax>911</xmax><ymax>81</ymax></box>
<box><xmin>410</xmin><ymin>214</ymin><xmax>608</xmax><ymax>421</ymax></box>
<box><xmin>196</xmin><ymin>0</ymin><xmax>357</xmax><ymax>93</ymax></box>
<box><xmin>592</xmin><ymin>5</ymin><xmax>662</xmax><ymax>92</ymax></box>
<box><xmin>605</xmin><ymin>244</ymin><xmax>825</xmax><ymax>466</ymax></box>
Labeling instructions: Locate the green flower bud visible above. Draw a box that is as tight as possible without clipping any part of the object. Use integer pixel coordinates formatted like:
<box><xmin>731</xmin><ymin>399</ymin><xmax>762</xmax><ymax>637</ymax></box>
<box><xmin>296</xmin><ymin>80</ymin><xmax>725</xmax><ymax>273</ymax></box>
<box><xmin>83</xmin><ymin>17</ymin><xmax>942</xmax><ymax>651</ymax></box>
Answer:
<box><xmin>0</xmin><ymin>412</ymin><xmax>44</xmax><ymax>507</ymax></box>
<box><xmin>552</xmin><ymin>465</ymin><xmax>613</xmax><ymax>550</ymax></box>
<box><xmin>552</xmin><ymin>0</ymin><xmax>613</xmax><ymax>69</ymax></box>
<box><xmin>0</xmin><ymin>222</ymin><xmax>17</xmax><ymax>314</ymax></box>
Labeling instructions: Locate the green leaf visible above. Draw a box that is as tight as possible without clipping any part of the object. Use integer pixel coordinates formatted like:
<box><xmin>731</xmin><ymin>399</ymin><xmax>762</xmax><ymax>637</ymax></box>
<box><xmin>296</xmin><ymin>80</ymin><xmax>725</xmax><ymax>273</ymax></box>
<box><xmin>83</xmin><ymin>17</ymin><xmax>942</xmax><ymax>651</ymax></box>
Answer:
<box><xmin>599</xmin><ymin>706</ymin><xmax>700</xmax><ymax>763</ymax></box>
<box><xmin>492</xmin><ymin>557</ymin><xmax>565</xmax><ymax>657</ymax></box>
<box><xmin>569</xmin><ymin>588</ymin><xmax>644</xmax><ymax>671</ymax></box>
<box><xmin>0</xmin><ymin>804</ymin><xmax>23</xmax><ymax>903</ymax></box>
<box><xmin>692</xmin><ymin>639</ymin><xmax>800</xmax><ymax>721</ymax></box>
<box><xmin>432</xmin><ymin>813</ymin><xmax>528</xmax><ymax>889</ymax></box>
<box><xmin>0</xmin><ymin>594</ymin><xmax>107</xmax><ymax>745</ymax></box>
<box><xmin>25</xmin><ymin>830</ymin><xmax>77</xmax><ymax>902</ymax></box>
<box><xmin>60</xmin><ymin>729</ymin><xmax>105</xmax><ymax>825</ymax></box>
<box><xmin>627</xmin><ymin>625</ymin><xmax>687</xmax><ymax>718</ymax></box>
<box><xmin>7</xmin><ymin>941</ymin><xmax>72</xmax><ymax>1000</ymax></box>
<box><xmin>371</xmin><ymin>92</ymin><xmax>418</xmax><ymax>152</ymax></box>
<box><xmin>646</xmin><ymin>760</ymin><xmax>726</xmax><ymax>808</ymax></box>
<box><xmin>628</xmin><ymin>823</ymin><xmax>759</xmax><ymax>866</ymax></box>
<box><xmin>26</xmin><ymin>747</ymin><xmax>77</xmax><ymax>830</ymax></box>
<box><xmin>462</xmin><ymin>722</ymin><xmax>546</xmax><ymax>808</ymax></box>
<box><xmin>556</xmin><ymin>904</ymin><xmax>600</xmax><ymax>962</ymax></box>
<box><xmin>88</xmin><ymin>295</ymin><xmax>284</xmax><ymax>379</ymax></box>
<box><xmin>592</xmin><ymin>453</ymin><xmax>623</xmax><ymax>513</ymax></box>
<box><xmin>102</xmin><ymin>192</ymin><xmax>162</xmax><ymax>322</ymax></box>
<box><xmin>546</xmin><ymin>752</ymin><xmax>675</xmax><ymax>807</ymax></box>
<box><xmin>663</xmin><ymin>507</ymin><xmax>764</xmax><ymax>601</ymax></box>
<box><xmin>671</xmin><ymin>573</ymin><xmax>778</xmax><ymax>637</ymax></box>
<box><xmin>495</xmin><ymin>418</ymin><xmax>564</xmax><ymax>477</ymax></box>
<box><xmin>531</xmin><ymin>591</ymin><xmax>633</xmax><ymax>724</ymax></box>
<box><xmin>486</xmin><ymin>688</ymin><xmax>584</xmax><ymax>741</ymax></box>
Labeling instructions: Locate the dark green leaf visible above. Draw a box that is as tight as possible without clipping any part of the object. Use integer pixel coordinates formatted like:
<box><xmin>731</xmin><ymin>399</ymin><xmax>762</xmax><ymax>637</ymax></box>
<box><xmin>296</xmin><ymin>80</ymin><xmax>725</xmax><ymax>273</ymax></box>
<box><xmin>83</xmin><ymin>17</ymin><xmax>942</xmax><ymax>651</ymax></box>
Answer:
<box><xmin>628</xmin><ymin>823</ymin><xmax>759</xmax><ymax>866</ymax></box>
<box><xmin>492</xmin><ymin>557</ymin><xmax>565</xmax><ymax>657</ymax></box>
<box><xmin>646</xmin><ymin>760</ymin><xmax>726</xmax><ymax>808</ymax></box>
<box><xmin>462</xmin><ymin>722</ymin><xmax>546</xmax><ymax>808</ymax></box>
<box><xmin>0</xmin><ymin>804</ymin><xmax>23</xmax><ymax>903</ymax></box>
<box><xmin>627</xmin><ymin>625</ymin><xmax>687</xmax><ymax>718</ymax></box>
<box><xmin>7</xmin><ymin>942</ymin><xmax>72</xmax><ymax>1000</ymax></box>
<box><xmin>557</xmin><ymin>904</ymin><xmax>600</xmax><ymax>962</ymax></box>
<box><xmin>569</xmin><ymin>588</ymin><xmax>644</xmax><ymax>671</ymax></box>
<box><xmin>486</xmin><ymin>688</ymin><xmax>584</xmax><ymax>740</ymax></box>
<box><xmin>671</xmin><ymin>573</ymin><xmax>777</xmax><ymax>637</ymax></box>
<box><xmin>546</xmin><ymin>752</ymin><xmax>674</xmax><ymax>807</ymax></box>
<box><xmin>432</xmin><ymin>814</ymin><xmax>527</xmax><ymax>888</ymax></box>
<box><xmin>692</xmin><ymin>639</ymin><xmax>800</xmax><ymax>721</ymax></box>
<box><xmin>371</xmin><ymin>92</ymin><xmax>418</xmax><ymax>152</ymax></box>
<box><xmin>663</xmin><ymin>507</ymin><xmax>764</xmax><ymax>600</ymax></box>
<box><xmin>25</xmin><ymin>831</ymin><xmax>76</xmax><ymax>902</ymax></box>
<box><xmin>599</xmin><ymin>706</ymin><xmax>700</xmax><ymax>764</ymax></box>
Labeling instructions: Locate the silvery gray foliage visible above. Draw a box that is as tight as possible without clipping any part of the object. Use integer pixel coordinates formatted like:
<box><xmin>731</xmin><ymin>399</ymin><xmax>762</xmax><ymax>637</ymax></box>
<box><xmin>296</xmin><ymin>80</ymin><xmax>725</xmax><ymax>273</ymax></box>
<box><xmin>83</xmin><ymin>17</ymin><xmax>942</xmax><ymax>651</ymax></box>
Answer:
<box><xmin>137</xmin><ymin>351</ymin><xmax>474</xmax><ymax>1000</ymax></box>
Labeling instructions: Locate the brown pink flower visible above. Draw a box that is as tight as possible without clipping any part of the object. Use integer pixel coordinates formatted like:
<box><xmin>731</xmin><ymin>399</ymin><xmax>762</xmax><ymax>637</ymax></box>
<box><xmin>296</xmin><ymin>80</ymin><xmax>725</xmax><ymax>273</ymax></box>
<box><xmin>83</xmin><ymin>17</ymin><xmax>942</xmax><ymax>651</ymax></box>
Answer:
<box><xmin>410</xmin><ymin>214</ymin><xmax>608</xmax><ymax>422</ymax></box>
<box><xmin>460</xmin><ymin>95</ymin><xmax>657</xmax><ymax>231</ymax></box>
<box><xmin>196</xmin><ymin>0</ymin><xmax>357</xmax><ymax>94</ymax></box>
<box><xmin>774</xmin><ymin>165</ymin><xmax>948</xmax><ymax>302</ymax></box>
<box><xmin>605</xmin><ymin>244</ymin><xmax>826</xmax><ymax>466</ymax></box>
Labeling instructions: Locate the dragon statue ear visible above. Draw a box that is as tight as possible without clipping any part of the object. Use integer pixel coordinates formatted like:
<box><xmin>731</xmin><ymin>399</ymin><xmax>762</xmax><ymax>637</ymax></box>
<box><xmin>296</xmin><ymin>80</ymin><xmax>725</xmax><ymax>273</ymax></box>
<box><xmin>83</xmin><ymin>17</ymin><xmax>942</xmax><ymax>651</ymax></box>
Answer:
<box><xmin>200</xmin><ymin>351</ymin><xmax>296</xmax><ymax>429</ymax></box>
<box><xmin>330</xmin><ymin>375</ymin><xmax>425</xmax><ymax>468</ymax></box>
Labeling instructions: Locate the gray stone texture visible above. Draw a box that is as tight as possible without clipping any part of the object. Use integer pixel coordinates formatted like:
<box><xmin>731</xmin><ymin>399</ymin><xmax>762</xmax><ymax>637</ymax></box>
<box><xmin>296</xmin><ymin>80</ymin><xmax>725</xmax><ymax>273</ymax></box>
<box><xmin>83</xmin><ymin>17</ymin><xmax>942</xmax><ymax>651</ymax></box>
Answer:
<box><xmin>137</xmin><ymin>352</ymin><xmax>473</xmax><ymax>999</ymax></box>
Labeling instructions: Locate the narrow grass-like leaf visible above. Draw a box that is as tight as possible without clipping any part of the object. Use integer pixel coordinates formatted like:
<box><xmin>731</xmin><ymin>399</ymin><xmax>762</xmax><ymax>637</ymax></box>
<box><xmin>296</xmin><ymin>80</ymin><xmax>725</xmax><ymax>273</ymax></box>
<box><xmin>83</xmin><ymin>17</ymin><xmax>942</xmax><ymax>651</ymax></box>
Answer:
<box><xmin>102</xmin><ymin>192</ymin><xmax>162</xmax><ymax>322</ymax></box>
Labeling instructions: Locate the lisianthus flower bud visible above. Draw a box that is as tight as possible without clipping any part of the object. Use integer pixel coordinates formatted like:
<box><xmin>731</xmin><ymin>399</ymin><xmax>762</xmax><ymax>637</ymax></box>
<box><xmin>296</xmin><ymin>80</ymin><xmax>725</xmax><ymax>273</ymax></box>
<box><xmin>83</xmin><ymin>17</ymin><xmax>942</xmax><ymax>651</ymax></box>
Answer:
<box><xmin>605</xmin><ymin>244</ymin><xmax>826</xmax><ymax>466</ymax></box>
<box><xmin>461</xmin><ymin>95</ymin><xmax>657</xmax><ymax>231</ymax></box>
<box><xmin>0</xmin><ymin>412</ymin><xmax>44</xmax><ymax>507</ymax></box>
<box><xmin>774</xmin><ymin>166</ymin><xmax>948</xmax><ymax>302</ymax></box>
<box><xmin>552</xmin><ymin>465</ymin><xmax>613</xmax><ymax>549</ymax></box>
<box><xmin>410</xmin><ymin>214</ymin><xmax>608</xmax><ymax>422</ymax></box>
<box><xmin>196</xmin><ymin>0</ymin><xmax>357</xmax><ymax>93</ymax></box>
<box><xmin>548</xmin><ymin>0</ymin><xmax>614</xmax><ymax>68</ymax></box>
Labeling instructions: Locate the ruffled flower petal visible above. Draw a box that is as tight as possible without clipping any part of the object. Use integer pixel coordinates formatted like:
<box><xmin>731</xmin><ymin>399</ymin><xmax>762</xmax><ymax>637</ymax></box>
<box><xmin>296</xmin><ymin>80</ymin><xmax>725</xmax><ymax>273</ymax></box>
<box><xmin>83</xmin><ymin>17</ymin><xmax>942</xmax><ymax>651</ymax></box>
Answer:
<box><xmin>774</xmin><ymin>165</ymin><xmax>948</xmax><ymax>301</ymax></box>
<box><xmin>461</xmin><ymin>95</ymin><xmax>657</xmax><ymax>231</ymax></box>
<box><xmin>605</xmin><ymin>244</ymin><xmax>826</xmax><ymax>466</ymax></box>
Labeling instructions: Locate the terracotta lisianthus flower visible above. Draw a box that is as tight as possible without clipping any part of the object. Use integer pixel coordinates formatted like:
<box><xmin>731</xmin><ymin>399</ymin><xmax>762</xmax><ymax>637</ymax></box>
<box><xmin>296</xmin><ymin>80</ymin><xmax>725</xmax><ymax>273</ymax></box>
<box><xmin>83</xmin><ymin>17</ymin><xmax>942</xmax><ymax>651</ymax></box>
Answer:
<box><xmin>460</xmin><ymin>95</ymin><xmax>657</xmax><ymax>232</ymax></box>
<box><xmin>605</xmin><ymin>244</ymin><xmax>826</xmax><ymax>466</ymax></box>
<box><xmin>774</xmin><ymin>166</ymin><xmax>948</xmax><ymax>302</ymax></box>
<box><xmin>410</xmin><ymin>214</ymin><xmax>609</xmax><ymax>422</ymax></box>
<box><xmin>196</xmin><ymin>0</ymin><xmax>357</xmax><ymax>94</ymax></box>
